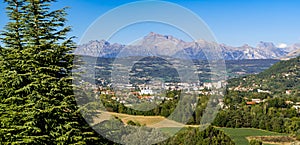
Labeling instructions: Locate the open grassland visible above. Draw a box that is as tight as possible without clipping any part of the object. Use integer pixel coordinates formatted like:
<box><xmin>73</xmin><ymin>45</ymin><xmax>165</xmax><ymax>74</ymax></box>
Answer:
<box><xmin>218</xmin><ymin>128</ymin><xmax>292</xmax><ymax>145</ymax></box>
<box><xmin>94</xmin><ymin>111</ymin><xmax>185</xmax><ymax>128</ymax></box>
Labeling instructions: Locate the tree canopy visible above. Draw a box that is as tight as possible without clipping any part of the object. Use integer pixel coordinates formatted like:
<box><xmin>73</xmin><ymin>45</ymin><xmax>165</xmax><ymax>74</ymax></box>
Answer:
<box><xmin>0</xmin><ymin>0</ymin><xmax>112</xmax><ymax>144</ymax></box>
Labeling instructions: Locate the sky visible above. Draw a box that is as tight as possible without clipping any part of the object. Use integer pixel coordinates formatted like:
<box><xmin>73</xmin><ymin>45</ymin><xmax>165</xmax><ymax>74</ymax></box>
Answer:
<box><xmin>1</xmin><ymin>0</ymin><xmax>300</xmax><ymax>47</ymax></box>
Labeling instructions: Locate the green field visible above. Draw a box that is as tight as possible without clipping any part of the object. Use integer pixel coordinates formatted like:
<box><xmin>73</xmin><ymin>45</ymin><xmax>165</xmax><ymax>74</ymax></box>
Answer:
<box><xmin>95</xmin><ymin>112</ymin><xmax>292</xmax><ymax>145</ymax></box>
<box><xmin>218</xmin><ymin>128</ymin><xmax>288</xmax><ymax>145</ymax></box>
<box><xmin>157</xmin><ymin>127</ymin><xmax>290</xmax><ymax>145</ymax></box>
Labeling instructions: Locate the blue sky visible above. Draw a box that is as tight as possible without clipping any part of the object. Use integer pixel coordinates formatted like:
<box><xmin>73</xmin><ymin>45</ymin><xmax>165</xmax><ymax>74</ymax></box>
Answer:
<box><xmin>1</xmin><ymin>0</ymin><xmax>300</xmax><ymax>47</ymax></box>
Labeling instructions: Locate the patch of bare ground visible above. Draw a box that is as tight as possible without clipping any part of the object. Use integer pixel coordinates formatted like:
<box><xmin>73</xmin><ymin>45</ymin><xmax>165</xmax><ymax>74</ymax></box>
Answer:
<box><xmin>92</xmin><ymin>111</ymin><xmax>185</xmax><ymax>128</ymax></box>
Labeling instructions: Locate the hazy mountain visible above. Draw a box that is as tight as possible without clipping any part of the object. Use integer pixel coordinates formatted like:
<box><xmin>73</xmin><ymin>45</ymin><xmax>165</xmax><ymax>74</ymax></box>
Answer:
<box><xmin>287</xmin><ymin>48</ymin><xmax>300</xmax><ymax>58</ymax></box>
<box><xmin>75</xmin><ymin>40</ymin><xmax>125</xmax><ymax>58</ymax></box>
<box><xmin>76</xmin><ymin>32</ymin><xmax>295</xmax><ymax>60</ymax></box>
<box><xmin>280</xmin><ymin>43</ymin><xmax>300</xmax><ymax>60</ymax></box>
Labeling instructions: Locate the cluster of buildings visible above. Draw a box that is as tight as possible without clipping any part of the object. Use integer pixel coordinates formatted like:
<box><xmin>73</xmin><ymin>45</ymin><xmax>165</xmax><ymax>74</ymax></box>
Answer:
<box><xmin>244</xmin><ymin>98</ymin><xmax>300</xmax><ymax>112</ymax></box>
<box><xmin>97</xmin><ymin>81</ymin><xmax>227</xmax><ymax>104</ymax></box>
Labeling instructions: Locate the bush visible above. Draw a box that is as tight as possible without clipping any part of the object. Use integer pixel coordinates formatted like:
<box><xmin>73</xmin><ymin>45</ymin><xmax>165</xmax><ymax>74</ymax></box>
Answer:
<box><xmin>127</xmin><ymin>120</ymin><xmax>141</xmax><ymax>126</ymax></box>
<box><xmin>249</xmin><ymin>139</ymin><xmax>262</xmax><ymax>145</ymax></box>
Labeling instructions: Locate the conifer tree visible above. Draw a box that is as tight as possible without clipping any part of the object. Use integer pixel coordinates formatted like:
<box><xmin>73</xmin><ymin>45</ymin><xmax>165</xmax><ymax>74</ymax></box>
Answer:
<box><xmin>0</xmin><ymin>0</ymin><xmax>111</xmax><ymax>144</ymax></box>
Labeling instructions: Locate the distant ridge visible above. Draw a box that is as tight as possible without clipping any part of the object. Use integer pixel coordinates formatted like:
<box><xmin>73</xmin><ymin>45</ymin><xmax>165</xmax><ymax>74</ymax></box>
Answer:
<box><xmin>280</xmin><ymin>43</ymin><xmax>300</xmax><ymax>60</ymax></box>
<box><xmin>76</xmin><ymin>32</ymin><xmax>299</xmax><ymax>60</ymax></box>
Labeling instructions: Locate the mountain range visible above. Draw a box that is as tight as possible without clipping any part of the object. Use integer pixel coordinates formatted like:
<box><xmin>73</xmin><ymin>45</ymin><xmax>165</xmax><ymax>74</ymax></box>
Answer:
<box><xmin>76</xmin><ymin>32</ymin><xmax>300</xmax><ymax>60</ymax></box>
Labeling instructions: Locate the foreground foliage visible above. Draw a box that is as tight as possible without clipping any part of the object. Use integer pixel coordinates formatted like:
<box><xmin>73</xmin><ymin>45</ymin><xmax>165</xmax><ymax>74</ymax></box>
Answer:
<box><xmin>159</xmin><ymin>126</ymin><xmax>235</xmax><ymax>145</ymax></box>
<box><xmin>0</xmin><ymin>0</ymin><xmax>112</xmax><ymax>144</ymax></box>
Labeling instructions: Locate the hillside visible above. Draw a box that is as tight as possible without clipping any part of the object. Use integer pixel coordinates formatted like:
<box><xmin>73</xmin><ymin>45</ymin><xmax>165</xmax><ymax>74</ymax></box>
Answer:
<box><xmin>228</xmin><ymin>56</ymin><xmax>300</xmax><ymax>95</ymax></box>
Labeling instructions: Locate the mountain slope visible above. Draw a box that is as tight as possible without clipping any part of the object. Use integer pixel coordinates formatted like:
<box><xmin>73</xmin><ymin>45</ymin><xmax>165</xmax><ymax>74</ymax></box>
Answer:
<box><xmin>281</xmin><ymin>46</ymin><xmax>300</xmax><ymax>60</ymax></box>
<box><xmin>228</xmin><ymin>56</ymin><xmax>300</xmax><ymax>95</ymax></box>
<box><xmin>76</xmin><ymin>32</ymin><xmax>292</xmax><ymax>60</ymax></box>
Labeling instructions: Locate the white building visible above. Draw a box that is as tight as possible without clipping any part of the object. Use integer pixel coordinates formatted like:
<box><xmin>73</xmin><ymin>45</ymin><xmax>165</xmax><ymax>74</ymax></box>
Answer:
<box><xmin>140</xmin><ymin>89</ymin><xmax>154</xmax><ymax>95</ymax></box>
<box><xmin>292</xmin><ymin>105</ymin><xmax>300</xmax><ymax>110</ymax></box>
<box><xmin>203</xmin><ymin>83</ymin><xmax>212</xmax><ymax>89</ymax></box>
<box><xmin>257</xmin><ymin>89</ymin><xmax>271</xmax><ymax>94</ymax></box>
<box><xmin>252</xmin><ymin>99</ymin><xmax>262</xmax><ymax>103</ymax></box>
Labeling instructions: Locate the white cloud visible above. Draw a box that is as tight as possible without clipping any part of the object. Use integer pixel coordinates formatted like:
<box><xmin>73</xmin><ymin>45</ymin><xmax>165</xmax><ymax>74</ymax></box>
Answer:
<box><xmin>277</xmin><ymin>43</ymin><xmax>287</xmax><ymax>48</ymax></box>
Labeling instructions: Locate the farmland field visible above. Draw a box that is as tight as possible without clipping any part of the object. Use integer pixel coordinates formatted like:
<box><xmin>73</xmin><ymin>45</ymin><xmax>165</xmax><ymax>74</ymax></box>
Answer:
<box><xmin>218</xmin><ymin>128</ymin><xmax>290</xmax><ymax>145</ymax></box>
<box><xmin>93</xmin><ymin>112</ymin><xmax>296</xmax><ymax>145</ymax></box>
<box><xmin>94</xmin><ymin>111</ymin><xmax>185</xmax><ymax>128</ymax></box>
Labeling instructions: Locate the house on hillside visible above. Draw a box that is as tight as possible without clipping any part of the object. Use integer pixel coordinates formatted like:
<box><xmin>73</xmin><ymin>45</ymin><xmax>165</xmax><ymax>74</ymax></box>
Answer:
<box><xmin>203</xmin><ymin>82</ymin><xmax>212</xmax><ymax>89</ymax></box>
<box><xmin>246</xmin><ymin>102</ymin><xmax>256</xmax><ymax>105</ymax></box>
<box><xmin>285</xmin><ymin>101</ymin><xmax>294</xmax><ymax>105</ymax></box>
<box><xmin>140</xmin><ymin>89</ymin><xmax>154</xmax><ymax>95</ymax></box>
<box><xmin>286</xmin><ymin>90</ymin><xmax>292</xmax><ymax>95</ymax></box>
<box><xmin>257</xmin><ymin>89</ymin><xmax>271</xmax><ymax>94</ymax></box>
<box><xmin>101</xmin><ymin>90</ymin><xmax>115</xmax><ymax>95</ymax></box>
<box><xmin>292</xmin><ymin>105</ymin><xmax>300</xmax><ymax>112</ymax></box>
<box><xmin>252</xmin><ymin>99</ymin><xmax>262</xmax><ymax>103</ymax></box>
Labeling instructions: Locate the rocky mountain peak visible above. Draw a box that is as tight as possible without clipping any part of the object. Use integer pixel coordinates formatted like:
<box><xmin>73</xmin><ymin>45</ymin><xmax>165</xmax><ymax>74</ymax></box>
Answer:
<box><xmin>143</xmin><ymin>32</ymin><xmax>184</xmax><ymax>44</ymax></box>
<box><xmin>257</xmin><ymin>41</ymin><xmax>276</xmax><ymax>49</ymax></box>
<box><xmin>76</xmin><ymin>33</ymin><xmax>298</xmax><ymax>60</ymax></box>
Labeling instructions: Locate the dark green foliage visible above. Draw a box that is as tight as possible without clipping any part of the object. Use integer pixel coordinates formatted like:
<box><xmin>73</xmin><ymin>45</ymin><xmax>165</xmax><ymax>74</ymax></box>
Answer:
<box><xmin>249</xmin><ymin>139</ymin><xmax>262</xmax><ymax>145</ymax></box>
<box><xmin>126</xmin><ymin>120</ymin><xmax>141</xmax><ymax>126</ymax></box>
<box><xmin>0</xmin><ymin>0</ymin><xmax>111</xmax><ymax>144</ymax></box>
<box><xmin>159</xmin><ymin>126</ymin><xmax>235</xmax><ymax>145</ymax></box>
<box><xmin>94</xmin><ymin>118</ymin><xmax>167</xmax><ymax>145</ymax></box>
<box><xmin>228</xmin><ymin>56</ymin><xmax>300</xmax><ymax>95</ymax></box>
<box><xmin>213</xmin><ymin>57</ymin><xmax>300</xmax><ymax>134</ymax></box>
<box><xmin>99</xmin><ymin>90</ymin><xmax>181</xmax><ymax>117</ymax></box>
<box><xmin>99</xmin><ymin>91</ymin><xmax>211</xmax><ymax>124</ymax></box>
<box><xmin>295</xmin><ymin>129</ymin><xmax>300</xmax><ymax>141</ymax></box>
<box><xmin>213</xmin><ymin>101</ymin><xmax>299</xmax><ymax>134</ymax></box>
